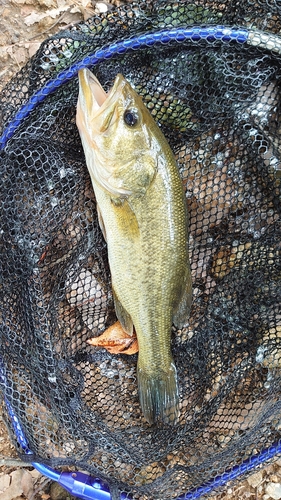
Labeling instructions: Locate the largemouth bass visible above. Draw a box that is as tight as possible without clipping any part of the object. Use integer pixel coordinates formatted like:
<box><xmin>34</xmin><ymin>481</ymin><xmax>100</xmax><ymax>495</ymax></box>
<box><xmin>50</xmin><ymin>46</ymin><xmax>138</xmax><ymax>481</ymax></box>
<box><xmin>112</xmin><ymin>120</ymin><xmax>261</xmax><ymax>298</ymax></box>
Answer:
<box><xmin>76</xmin><ymin>68</ymin><xmax>192</xmax><ymax>425</ymax></box>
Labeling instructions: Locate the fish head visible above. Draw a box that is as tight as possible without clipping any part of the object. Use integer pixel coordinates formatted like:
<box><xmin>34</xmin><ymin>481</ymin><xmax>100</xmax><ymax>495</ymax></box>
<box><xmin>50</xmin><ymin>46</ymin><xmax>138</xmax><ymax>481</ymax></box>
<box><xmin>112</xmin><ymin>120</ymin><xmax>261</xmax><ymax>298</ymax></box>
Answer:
<box><xmin>77</xmin><ymin>69</ymin><xmax>159</xmax><ymax>199</ymax></box>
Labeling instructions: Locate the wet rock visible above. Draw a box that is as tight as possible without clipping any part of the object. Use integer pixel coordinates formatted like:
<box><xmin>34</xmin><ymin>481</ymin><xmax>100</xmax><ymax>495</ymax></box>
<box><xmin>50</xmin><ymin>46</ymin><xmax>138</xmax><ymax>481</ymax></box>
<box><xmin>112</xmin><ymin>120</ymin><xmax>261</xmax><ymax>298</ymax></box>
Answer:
<box><xmin>265</xmin><ymin>482</ymin><xmax>281</xmax><ymax>500</ymax></box>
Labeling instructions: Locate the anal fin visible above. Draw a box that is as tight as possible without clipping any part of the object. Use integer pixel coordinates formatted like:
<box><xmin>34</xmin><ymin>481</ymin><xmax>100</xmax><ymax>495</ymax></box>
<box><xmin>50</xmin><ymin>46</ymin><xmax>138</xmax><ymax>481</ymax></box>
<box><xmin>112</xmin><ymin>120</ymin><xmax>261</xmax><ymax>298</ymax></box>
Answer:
<box><xmin>173</xmin><ymin>269</ymin><xmax>192</xmax><ymax>329</ymax></box>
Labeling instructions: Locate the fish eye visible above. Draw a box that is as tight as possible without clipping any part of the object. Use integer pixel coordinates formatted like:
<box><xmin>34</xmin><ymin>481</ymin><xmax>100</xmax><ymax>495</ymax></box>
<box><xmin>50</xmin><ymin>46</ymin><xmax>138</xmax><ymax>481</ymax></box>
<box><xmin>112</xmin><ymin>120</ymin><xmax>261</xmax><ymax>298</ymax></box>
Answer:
<box><xmin>124</xmin><ymin>109</ymin><xmax>138</xmax><ymax>127</ymax></box>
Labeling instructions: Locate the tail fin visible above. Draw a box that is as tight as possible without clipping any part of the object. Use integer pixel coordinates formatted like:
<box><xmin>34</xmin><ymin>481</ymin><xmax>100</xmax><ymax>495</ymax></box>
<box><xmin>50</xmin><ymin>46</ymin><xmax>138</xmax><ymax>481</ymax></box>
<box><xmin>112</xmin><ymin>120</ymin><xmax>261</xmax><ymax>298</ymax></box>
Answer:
<box><xmin>137</xmin><ymin>363</ymin><xmax>179</xmax><ymax>425</ymax></box>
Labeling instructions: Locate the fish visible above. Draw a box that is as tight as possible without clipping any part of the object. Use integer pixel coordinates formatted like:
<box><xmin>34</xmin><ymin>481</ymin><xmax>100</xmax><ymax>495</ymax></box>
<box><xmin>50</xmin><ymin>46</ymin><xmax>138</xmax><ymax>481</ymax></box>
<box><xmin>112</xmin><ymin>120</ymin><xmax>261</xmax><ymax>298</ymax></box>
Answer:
<box><xmin>76</xmin><ymin>68</ymin><xmax>192</xmax><ymax>425</ymax></box>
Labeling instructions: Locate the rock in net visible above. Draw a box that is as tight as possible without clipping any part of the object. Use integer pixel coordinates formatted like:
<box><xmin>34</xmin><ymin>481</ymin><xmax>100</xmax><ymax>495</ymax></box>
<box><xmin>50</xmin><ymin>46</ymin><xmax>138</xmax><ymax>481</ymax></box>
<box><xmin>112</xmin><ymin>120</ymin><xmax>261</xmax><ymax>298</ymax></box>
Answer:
<box><xmin>0</xmin><ymin>0</ymin><xmax>280</xmax><ymax>499</ymax></box>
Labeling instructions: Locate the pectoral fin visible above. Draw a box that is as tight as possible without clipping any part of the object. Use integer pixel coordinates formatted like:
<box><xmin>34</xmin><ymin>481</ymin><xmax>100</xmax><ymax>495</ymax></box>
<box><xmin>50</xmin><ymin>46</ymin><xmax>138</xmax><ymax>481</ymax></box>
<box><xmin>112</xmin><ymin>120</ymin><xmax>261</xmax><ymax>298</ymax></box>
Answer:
<box><xmin>113</xmin><ymin>288</ymin><xmax>134</xmax><ymax>336</ymax></box>
<box><xmin>97</xmin><ymin>204</ymin><xmax>107</xmax><ymax>242</ymax></box>
<box><xmin>87</xmin><ymin>321</ymin><xmax>138</xmax><ymax>355</ymax></box>
<box><xmin>173</xmin><ymin>269</ymin><xmax>192</xmax><ymax>329</ymax></box>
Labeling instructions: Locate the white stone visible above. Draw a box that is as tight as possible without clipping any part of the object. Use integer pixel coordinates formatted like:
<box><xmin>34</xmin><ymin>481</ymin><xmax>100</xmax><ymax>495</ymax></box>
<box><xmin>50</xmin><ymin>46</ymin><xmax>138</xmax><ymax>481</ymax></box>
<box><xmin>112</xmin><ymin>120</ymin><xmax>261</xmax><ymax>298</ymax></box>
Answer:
<box><xmin>95</xmin><ymin>2</ymin><xmax>108</xmax><ymax>13</ymax></box>
<box><xmin>265</xmin><ymin>482</ymin><xmax>281</xmax><ymax>500</ymax></box>
<box><xmin>246</xmin><ymin>470</ymin><xmax>263</xmax><ymax>488</ymax></box>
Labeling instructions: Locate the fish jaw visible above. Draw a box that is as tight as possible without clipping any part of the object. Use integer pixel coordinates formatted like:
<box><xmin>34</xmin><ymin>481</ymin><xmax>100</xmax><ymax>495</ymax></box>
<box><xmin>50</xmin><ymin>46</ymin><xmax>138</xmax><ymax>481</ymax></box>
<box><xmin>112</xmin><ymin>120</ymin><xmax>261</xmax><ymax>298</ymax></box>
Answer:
<box><xmin>77</xmin><ymin>69</ymin><xmax>126</xmax><ymax>134</ymax></box>
<box><xmin>78</xmin><ymin>68</ymin><xmax>107</xmax><ymax>112</ymax></box>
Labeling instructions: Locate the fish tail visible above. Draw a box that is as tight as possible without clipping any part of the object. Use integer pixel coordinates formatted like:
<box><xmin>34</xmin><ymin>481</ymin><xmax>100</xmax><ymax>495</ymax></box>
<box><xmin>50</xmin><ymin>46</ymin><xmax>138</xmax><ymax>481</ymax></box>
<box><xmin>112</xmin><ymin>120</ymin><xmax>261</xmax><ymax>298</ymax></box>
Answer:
<box><xmin>137</xmin><ymin>362</ymin><xmax>179</xmax><ymax>425</ymax></box>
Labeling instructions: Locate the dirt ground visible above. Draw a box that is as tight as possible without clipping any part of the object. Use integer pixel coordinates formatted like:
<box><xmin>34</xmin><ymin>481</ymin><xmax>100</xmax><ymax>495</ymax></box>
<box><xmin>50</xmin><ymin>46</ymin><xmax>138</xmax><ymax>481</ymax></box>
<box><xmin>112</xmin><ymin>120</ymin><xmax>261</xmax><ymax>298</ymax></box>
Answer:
<box><xmin>0</xmin><ymin>0</ymin><xmax>281</xmax><ymax>498</ymax></box>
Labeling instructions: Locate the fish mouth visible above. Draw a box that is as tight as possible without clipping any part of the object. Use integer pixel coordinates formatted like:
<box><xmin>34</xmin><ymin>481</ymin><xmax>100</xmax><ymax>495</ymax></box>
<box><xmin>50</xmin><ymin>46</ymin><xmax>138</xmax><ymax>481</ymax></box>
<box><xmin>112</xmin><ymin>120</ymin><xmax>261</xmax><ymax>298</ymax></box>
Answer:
<box><xmin>78</xmin><ymin>68</ymin><xmax>107</xmax><ymax>114</ymax></box>
<box><xmin>78</xmin><ymin>69</ymin><xmax>127</xmax><ymax>130</ymax></box>
<box><xmin>77</xmin><ymin>69</ymin><xmax>135</xmax><ymax>197</ymax></box>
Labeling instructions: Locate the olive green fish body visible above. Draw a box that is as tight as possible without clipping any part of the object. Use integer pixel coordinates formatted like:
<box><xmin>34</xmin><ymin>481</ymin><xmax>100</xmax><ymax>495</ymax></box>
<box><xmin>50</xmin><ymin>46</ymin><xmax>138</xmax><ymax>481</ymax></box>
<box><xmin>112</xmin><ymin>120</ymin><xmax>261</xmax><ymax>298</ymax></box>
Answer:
<box><xmin>76</xmin><ymin>69</ymin><xmax>192</xmax><ymax>424</ymax></box>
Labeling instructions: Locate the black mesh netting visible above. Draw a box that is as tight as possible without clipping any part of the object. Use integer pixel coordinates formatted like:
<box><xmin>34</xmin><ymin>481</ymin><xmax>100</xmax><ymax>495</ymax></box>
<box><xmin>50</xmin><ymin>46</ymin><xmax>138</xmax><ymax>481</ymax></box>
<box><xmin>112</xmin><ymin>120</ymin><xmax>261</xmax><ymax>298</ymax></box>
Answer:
<box><xmin>0</xmin><ymin>0</ymin><xmax>281</xmax><ymax>499</ymax></box>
